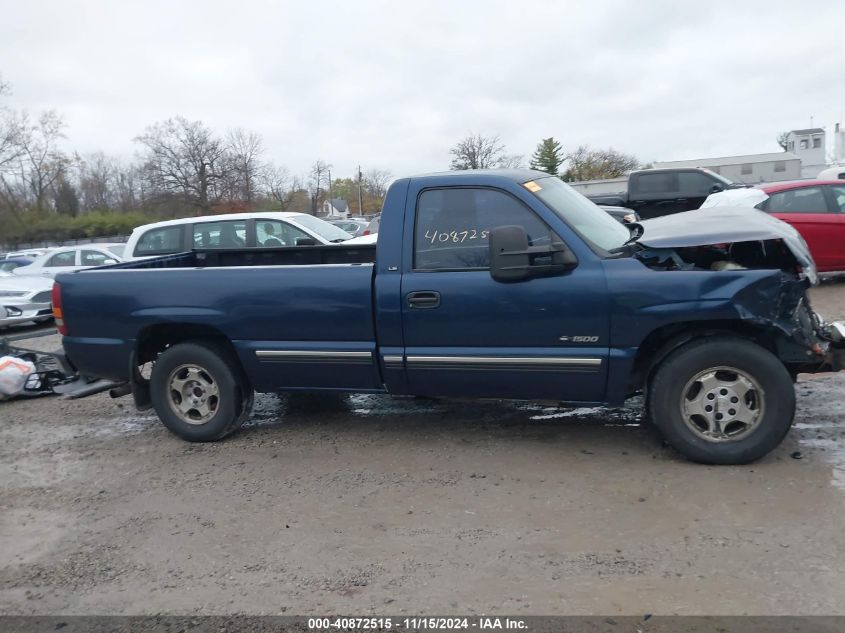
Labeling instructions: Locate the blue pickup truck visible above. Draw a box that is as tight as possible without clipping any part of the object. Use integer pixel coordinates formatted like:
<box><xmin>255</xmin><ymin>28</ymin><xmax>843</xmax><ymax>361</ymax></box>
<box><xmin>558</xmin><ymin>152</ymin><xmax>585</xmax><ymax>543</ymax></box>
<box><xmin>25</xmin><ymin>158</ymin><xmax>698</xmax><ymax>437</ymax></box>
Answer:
<box><xmin>54</xmin><ymin>170</ymin><xmax>845</xmax><ymax>464</ymax></box>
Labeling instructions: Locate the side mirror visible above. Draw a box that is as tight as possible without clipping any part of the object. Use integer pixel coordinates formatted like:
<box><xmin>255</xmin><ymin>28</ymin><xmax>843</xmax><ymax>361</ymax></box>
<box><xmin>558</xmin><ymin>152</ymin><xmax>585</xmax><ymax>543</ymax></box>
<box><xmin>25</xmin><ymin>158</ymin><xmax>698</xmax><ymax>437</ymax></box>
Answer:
<box><xmin>103</xmin><ymin>259</ymin><xmax>117</xmax><ymax>265</ymax></box>
<box><xmin>710</xmin><ymin>183</ymin><xmax>725</xmax><ymax>194</ymax></box>
<box><xmin>295</xmin><ymin>237</ymin><xmax>317</xmax><ymax>246</ymax></box>
<box><xmin>488</xmin><ymin>226</ymin><xmax>577</xmax><ymax>283</ymax></box>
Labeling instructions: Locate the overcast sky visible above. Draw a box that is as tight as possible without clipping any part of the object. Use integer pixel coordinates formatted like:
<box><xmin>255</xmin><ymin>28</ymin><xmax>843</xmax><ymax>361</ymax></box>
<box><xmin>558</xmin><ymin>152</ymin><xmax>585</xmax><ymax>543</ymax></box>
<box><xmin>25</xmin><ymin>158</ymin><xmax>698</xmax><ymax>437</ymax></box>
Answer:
<box><xmin>2</xmin><ymin>0</ymin><xmax>843</xmax><ymax>179</ymax></box>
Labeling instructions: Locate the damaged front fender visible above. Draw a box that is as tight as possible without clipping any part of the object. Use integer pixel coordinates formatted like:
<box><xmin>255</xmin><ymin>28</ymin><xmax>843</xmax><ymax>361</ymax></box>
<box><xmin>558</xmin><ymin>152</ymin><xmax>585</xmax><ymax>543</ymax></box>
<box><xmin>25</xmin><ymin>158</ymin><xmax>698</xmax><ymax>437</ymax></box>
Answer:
<box><xmin>731</xmin><ymin>273</ymin><xmax>825</xmax><ymax>366</ymax></box>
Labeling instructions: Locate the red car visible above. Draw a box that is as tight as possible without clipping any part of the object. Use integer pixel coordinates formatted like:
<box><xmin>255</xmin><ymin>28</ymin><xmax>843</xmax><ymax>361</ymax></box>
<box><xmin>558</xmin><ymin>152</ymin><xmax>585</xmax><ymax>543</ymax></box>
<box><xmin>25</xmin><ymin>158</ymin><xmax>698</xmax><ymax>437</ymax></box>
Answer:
<box><xmin>756</xmin><ymin>180</ymin><xmax>845</xmax><ymax>273</ymax></box>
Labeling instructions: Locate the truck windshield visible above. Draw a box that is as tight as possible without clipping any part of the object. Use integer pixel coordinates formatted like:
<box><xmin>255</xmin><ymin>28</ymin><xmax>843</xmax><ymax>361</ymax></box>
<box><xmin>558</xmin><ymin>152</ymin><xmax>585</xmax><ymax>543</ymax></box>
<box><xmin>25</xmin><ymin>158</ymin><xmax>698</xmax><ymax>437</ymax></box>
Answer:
<box><xmin>702</xmin><ymin>169</ymin><xmax>735</xmax><ymax>187</ymax></box>
<box><xmin>527</xmin><ymin>177</ymin><xmax>630</xmax><ymax>252</ymax></box>
<box><xmin>290</xmin><ymin>214</ymin><xmax>353</xmax><ymax>243</ymax></box>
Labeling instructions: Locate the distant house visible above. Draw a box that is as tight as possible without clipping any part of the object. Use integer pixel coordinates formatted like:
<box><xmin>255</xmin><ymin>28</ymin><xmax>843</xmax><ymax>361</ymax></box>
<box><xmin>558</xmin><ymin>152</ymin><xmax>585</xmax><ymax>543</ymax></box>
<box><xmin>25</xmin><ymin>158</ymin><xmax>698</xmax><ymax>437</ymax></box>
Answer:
<box><xmin>832</xmin><ymin>122</ymin><xmax>845</xmax><ymax>166</ymax></box>
<box><xmin>652</xmin><ymin>152</ymin><xmax>802</xmax><ymax>184</ymax></box>
<box><xmin>785</xmin><ymin>128</ymin><xmax>826</xmax><ymax>178</ymax></box>
<box><xmin>322</xmin><ymin>198</ymin><xmax>349</xmax><ymax>218</ymax></box>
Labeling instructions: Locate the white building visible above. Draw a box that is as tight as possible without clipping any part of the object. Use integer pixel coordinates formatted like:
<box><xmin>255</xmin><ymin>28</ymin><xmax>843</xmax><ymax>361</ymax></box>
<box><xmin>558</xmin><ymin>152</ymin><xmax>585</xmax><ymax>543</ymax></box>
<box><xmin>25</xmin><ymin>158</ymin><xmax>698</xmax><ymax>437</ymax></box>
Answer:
<box><xmin>833</xmin><ymin>122</ymin><xmax>845</xmax><ymax>165</ymax></box>
<box><xmin>652</xmin><ymin>152</ymin><xmax>801</xmax><ymax>184</ymax></box>
<box><xmin>785</xmin><ymin>128</ymin><xmax>826</xmax><ymax>178</ymax></box>
<box><xmin>321</xmin><ymin>198</ymin><xmax>349</xmax><ymax>219</ymax></box>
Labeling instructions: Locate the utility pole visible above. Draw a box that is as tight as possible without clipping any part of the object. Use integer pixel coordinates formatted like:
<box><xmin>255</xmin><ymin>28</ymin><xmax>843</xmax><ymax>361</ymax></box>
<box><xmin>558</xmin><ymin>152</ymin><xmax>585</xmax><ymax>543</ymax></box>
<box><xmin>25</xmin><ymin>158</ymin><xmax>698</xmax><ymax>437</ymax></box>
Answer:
<box><xmin>327</xmin><ymin>167</ymin><xmax>333</xmax><ymax>216</ymax></box>
<box><xmin>357</xmin><ymin>165</ymin><xmax>364</xmax><ymax>216</ymax></box>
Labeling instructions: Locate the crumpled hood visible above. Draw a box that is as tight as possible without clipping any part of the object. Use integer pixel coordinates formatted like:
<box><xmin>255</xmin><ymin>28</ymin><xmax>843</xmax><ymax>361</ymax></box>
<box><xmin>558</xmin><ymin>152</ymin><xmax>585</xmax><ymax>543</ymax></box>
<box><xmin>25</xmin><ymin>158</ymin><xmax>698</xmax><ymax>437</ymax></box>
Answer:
<box><xmin>633</xmin><ymin>206</ymin><xmax>818</xmax><ymax>284</ymax></box>
<box><xmin>700</xmin><ymin>188</ymin><xmax>769</xmax><ymax>209</ymax></box>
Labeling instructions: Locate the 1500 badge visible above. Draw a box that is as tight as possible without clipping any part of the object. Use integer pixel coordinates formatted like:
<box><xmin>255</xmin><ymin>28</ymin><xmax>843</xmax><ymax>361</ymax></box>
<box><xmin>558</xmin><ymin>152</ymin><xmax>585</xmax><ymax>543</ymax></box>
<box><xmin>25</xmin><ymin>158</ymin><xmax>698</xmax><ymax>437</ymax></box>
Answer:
<box><xmin>559</xmin><ymin>335</ymin><xmax>600</xmax><ymax>343</ymax></box>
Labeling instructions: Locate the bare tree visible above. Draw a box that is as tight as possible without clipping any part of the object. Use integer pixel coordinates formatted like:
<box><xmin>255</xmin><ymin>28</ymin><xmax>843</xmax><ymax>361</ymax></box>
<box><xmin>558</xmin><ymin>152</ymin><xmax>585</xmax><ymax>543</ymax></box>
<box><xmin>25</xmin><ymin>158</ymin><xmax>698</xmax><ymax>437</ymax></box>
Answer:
<box><xmin>0</xmin><ymin>76</ymin><xmax>23</xmax><ymax>172</ymax></box>
<box><xmin>135</xmin><ymin>116</ymin><xmax>227</xmax><ymax>215</ymax></box>
<box><xmin>261</xmin><ymin>163</ymin><xmax>305</xmax><ymax>211</ymax></box>
<box><xmin>225</xmin><ymin>128</ymin><xmax>264</xmax><ymax>205</ymax></box>
<box><xmin>776</xmin><ymin>131</ymin><xmax>790</xmax><ymax>152</ymax></box>
<box><xmin>113</xmin><ymin>161</ymin><xmax>144</xmax><ymax>212</ymax></box>
<box><xmin>498</xmin><ymin>153</ymin><xmax>524</xmax><ymax>169</ymax></box>
<box><xmin>76</xmin><ymin>151</ymin><xmax>118</xmax><ymax>211</ymax></box>
<box><xmin>52</xmin><ymin>169</ymin><xmax>80</xmax><ymax>217</ymax></box>
<box><xmin>363</xmin><ymin>168</ymin><xmax>392</xmax><ymax>199</ymax></box>
<box><xmin>15</xmin><ymin>110</ymin><xmax>69</xmax><ymax>213</ymax></box>
<box><xmin>449</xmin><ymin>133</ymin><xmax>509</xmax><ymax>170</ymax></box>
<box><xmin>308</xmin><ymin>159</ymin><xmax>331</xmax><ymax>214</ymax></box>
<box><xmin>561</xmin><ymin>146</ymin><xmax>640</xmax><ymax>181</ymax></box>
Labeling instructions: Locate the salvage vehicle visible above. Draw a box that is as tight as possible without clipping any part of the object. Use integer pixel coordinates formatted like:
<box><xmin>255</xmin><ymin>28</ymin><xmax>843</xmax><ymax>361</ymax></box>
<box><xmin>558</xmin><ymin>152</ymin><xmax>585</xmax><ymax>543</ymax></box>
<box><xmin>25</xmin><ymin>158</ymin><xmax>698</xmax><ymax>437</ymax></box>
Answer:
<box><xmin>0</xmin><ymin>272</ymin><xmax>54</xmax><ymax>328</ymax></box>
<box><xmin>587</xmin><ymin>167</ymin><xmax>746</xmax><ymax>219</ymax></box>
<box><xmin>14</xmin><ymin>245</ymin><xmax>123</xmax><ymax>279</ymax></box>
<box><xmin>329</xmin><ymin>218</ymin><xmax>370</xmax><ymax>237</ymax></box>
<box><xmin>53</xmin><ymin>170</ymin><xmax>845</xmax><ymax>464</ymax></box>
<box><xmin>0</xmin><ymin>257</ymin><xmax>35</xmax><ymax>273</ymax></box>
<box><xmin>754</xmin><ymin>180</ymin><xmax>845</xmax><ymax>273</ymax></box>
<box><xmin>122</xmin><ymin>212</ymin><xmax>353</xmax><ymax>260</ymax></box>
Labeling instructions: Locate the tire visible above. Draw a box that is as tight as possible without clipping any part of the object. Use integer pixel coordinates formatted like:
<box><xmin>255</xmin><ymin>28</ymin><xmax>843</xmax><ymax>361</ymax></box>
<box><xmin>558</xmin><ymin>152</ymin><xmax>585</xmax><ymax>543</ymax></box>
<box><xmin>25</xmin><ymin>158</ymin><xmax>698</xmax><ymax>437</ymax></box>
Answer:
<box><xmin>149</xmin><ymin>341</ymin><xmax>251</xmax><ymax>442</ymax></box>
<box><xmin>647</xmin><ymin>337</ymin><xmax>795</xmax><ymax>465</ymax></box>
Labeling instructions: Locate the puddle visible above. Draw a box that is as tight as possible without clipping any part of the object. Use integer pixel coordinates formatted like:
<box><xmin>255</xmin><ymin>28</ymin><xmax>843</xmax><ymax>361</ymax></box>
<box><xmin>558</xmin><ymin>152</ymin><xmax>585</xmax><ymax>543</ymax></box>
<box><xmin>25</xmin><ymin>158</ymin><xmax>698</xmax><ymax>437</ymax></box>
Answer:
<box><xmin>242</xmin><ymin>391</ymin><xmax>645</xmax><ymax>429</ymax></box>
<box><xmin>90</xmin><ymin>414</ymin><xmax>158</xmax><ymax>437</ymax></box>
<box><xmin>794</xmin><ymin>373</ymin><xmax>845</xmax><ymax>491</ymax></box>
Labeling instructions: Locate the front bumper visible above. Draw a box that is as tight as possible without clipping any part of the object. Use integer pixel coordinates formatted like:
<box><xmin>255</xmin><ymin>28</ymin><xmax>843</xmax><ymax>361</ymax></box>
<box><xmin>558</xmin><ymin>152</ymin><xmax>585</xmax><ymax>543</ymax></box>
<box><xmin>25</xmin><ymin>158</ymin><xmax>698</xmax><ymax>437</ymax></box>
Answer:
<box><xmin>0</xmin><ymin>300</ymin><xmax>53</xmax><ymax>327</ymax></box>
<box><xmin>822</xmin><ymin>321</ymin><xmax>845</xmax><ymax>371</ymax></box>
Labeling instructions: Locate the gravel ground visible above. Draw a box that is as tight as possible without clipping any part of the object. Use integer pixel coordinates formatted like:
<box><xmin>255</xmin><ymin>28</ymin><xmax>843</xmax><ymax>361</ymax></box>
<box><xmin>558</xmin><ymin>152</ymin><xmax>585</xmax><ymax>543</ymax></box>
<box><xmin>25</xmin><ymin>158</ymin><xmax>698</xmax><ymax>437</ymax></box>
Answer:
<box><xmin>1</xmin><ymin>278</ymin><xmax>845</xmax><ymax>616</ymax></box>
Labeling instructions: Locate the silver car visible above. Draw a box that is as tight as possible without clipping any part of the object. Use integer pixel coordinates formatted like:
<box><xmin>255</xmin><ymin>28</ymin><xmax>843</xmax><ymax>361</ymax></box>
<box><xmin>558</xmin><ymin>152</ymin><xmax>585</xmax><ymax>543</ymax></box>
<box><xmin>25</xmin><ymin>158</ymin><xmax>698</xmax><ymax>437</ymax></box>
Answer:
<box><xmin>0</xmin><ymin>272</ymin><xmax>54</xmax><ymax>328</ymax></box>
<box><xmin>328</xmin><ymin>218</ymin><xmax>370</xmax><ymax>237</ymax></box>
<box><xmin>13</xmin><ymin>244</ymin><xmax>123</xmax><ymax>279</ymax></box>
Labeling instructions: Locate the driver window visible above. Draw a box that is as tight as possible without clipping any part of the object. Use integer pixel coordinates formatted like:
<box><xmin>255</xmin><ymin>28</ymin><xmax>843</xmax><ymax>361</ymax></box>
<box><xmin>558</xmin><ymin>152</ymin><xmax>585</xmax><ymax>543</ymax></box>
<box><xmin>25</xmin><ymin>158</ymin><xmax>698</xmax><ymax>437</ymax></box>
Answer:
<box><xmin>678</xmin><ymin>172</ymin><xmax>717</xmax><ymax>196</ymax></box>
<box><xmin>766</xmin><ymin>188</ymin><xmax>827</xmax><ymax>214</ymax></box>
<box><xmin>193</xmin><ymin>220</ymin><xmax>247</xmax><ymax>248</ymax></box>
<box><xmin>81</xmin><ymin>250</ymin><xmax>110</xmax><ymax>266</ymax></box>
<box><xmin>257</xmin><ymin>220</ymin><xmax>310</xmax><ymax>247</ymax></box>
<box><xmin>414</xmin><ymin>188</ymin><xmax>554</xmax><ymax>270</ymax></box>
<box><xmin>47</xmin><ymin>251</ymin><xmax>77</xmax><ymax>267</ymax></box>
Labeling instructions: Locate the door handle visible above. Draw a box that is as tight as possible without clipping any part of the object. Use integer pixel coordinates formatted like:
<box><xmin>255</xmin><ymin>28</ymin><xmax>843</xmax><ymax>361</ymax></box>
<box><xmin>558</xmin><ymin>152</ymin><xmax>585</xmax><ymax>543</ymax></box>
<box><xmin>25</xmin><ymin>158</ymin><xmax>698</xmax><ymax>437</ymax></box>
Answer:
<box><xmin>407</xmin><ymin>291</ymin><xmax>441</xmax><ymax>309</ymax></box>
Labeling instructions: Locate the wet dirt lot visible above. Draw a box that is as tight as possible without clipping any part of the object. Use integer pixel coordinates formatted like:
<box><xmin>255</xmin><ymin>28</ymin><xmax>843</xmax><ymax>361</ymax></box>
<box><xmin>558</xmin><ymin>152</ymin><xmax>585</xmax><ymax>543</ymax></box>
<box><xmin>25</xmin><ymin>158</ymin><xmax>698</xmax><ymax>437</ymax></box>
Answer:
<box><xmin>2</xmin><ymin>279</ymin><xmax>845</xmax><ymax>616</ymax></box>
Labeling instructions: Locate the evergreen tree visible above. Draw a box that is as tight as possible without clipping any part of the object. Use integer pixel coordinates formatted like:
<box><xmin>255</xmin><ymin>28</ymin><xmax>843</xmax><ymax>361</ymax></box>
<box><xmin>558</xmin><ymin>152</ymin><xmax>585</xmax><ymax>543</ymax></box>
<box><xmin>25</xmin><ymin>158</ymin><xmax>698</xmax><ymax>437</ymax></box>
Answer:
<box><xmin>529</xmin><ymin>137</ymin><xmax>564</xmax><ymax>176</ymax></box>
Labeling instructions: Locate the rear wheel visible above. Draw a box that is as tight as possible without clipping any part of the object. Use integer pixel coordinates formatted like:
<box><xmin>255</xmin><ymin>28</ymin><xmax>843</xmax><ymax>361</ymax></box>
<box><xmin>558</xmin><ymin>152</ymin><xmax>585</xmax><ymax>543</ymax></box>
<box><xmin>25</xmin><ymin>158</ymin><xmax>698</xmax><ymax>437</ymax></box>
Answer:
<box><xmin>150</xmin><ymin>341</ymin><xmax>251</xmax><ymax>442</ymax></box>
<box><xmin>648</xmin><ymin>337</ymin><xmax>795</xmax><ymax>464</ymax></box>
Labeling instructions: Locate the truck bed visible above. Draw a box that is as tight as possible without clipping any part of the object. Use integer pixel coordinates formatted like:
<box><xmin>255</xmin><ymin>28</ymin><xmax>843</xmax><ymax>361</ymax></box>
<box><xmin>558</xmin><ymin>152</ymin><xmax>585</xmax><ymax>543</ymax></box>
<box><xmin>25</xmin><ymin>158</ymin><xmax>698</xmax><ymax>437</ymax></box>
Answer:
<box><xmin>59</xmin><ymin>244</ymin><xmax>381</xmax><ymax>392</ymax></box>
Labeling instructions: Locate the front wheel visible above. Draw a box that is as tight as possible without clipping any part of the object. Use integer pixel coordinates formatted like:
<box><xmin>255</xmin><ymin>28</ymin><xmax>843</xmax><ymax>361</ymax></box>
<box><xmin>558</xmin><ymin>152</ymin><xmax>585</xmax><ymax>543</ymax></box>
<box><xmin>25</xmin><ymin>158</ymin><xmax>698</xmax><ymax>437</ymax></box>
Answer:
<box><xmin>648</xmin><ymin>337</ymin><xmax>795</xmax><ymax>464</ymax></box>
<box><xmin>149</xmin><ymin>341</ymin><xmax>251</xmax><ymax>442</ymax></box>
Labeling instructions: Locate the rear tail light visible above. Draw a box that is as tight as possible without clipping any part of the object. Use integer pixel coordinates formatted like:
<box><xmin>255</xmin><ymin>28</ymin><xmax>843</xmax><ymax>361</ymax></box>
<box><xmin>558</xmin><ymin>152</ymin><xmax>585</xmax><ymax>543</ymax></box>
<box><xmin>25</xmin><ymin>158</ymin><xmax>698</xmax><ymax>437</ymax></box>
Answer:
<box><xmin>52</xmin><ymin>282</ymin><xmax>67</xmax><ymax>335</ymax></box>
<box><xmin>362</xmin><ymin>229</ymin><xmax>370</xmax><ymax>235</ymax></box>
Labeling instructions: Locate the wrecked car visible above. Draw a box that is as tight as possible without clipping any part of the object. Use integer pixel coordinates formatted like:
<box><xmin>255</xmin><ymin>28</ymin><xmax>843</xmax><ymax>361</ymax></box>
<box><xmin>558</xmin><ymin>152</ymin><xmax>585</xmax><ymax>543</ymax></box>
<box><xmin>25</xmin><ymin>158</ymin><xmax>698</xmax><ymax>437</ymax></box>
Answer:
<box><xmin>52</xmin><ymin>170</ymin><xmax>845</xmax><ymax>464</ymax></box>
<box><xmin>0</xmin><ymin>271</ymin><xmax>54</xmax><ymax>328</ymax></box>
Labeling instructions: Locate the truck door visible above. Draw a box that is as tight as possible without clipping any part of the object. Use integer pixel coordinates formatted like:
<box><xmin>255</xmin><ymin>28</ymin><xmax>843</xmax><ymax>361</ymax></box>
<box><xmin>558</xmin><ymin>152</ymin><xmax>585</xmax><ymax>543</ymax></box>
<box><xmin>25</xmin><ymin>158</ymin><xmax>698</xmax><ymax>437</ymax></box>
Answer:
<box><xmin>399</xmin><ymin>185</ymin><xmax>610</xmax><ymax>402</ymax></box>
<box><xmin>629</xmin><ymin>171</ymin><xmax>682</xmax><ymax>219</ymax></box>
<box><xmin>677</xmin><ymin>170</ymin><xmax>721</xmax><ymax>210</ymax></box>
